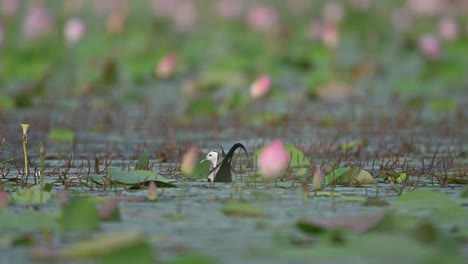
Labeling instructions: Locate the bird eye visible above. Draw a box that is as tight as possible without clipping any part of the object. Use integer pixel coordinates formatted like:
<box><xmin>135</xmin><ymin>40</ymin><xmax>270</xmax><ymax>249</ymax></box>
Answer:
<box><xmin>208</xmin><ymin>154</ymin><xmax>212</xmax><ymax>157</ymax></box>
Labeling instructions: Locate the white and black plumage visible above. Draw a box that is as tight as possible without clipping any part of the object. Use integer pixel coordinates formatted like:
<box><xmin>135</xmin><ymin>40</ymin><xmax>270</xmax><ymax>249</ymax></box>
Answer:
<box><xmin>203</xmin><ymin>143</ymin><xmax>248</xmax><ymax>183</ymax></box>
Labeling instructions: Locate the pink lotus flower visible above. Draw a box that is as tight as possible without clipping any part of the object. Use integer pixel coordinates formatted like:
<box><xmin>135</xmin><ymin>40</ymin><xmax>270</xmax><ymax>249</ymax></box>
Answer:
<box><xmin>418</xmin><ymin>34</ymin><xmax>440</xmax><ymax>60</ymax></box>
<box><xmin>22</xmin><ymin>2</ymin><xmax>53</xmax><ymax>40</ymax></box>
<box><xmin>181</xmin><ymin>145</ymin><xmax>199</xmax><ymax>177</ymax></box>
<box><xmin>312</xmin><ymin>167</ymin><xmax>324</xmax><ymax>191</ymax></box>
<box><xmin>172</xmin><ymin>1</ymin><xmax>198</xmax><ymax>32</ymax></box>
<box><xmin>64</xmin><ymin>17</ymin><xmax>86</xmax><ymax>45</ymax></box>
<box><xmin>215</xmin><ymin>0</ymin><xmax>244</xmax><ymax>20</ymax></box>
<box><xmin>155</xmin><ymin>53</ymin><xmax>177</xmax><ymax>78</ymax></box>
<box><xmin>246</xmin><ymin>5</ymin><xmax>278</xmax><ymax>33</ymax></box>
<box><xmin>438</xmin><ymin>16</ymin><xmax>458</xmax><ymax>41</ymax></box>
<box><xmin>322</xmin><ymin>1</ymin><xmax>344</xmax><ymax>24</ymax></box>
<box><xmin>407</xmin><ymin>0</ymin><xmax>444</xmax><ymax>16</ymax></box>
<box><xmin>250</xmin><ymin>75</ymin><xmax>271</xmax><ymax>99</ymax></box>
<box><xmin>0</xmin><ymin>22</ymin><xmax>3</xmax><ymax>46</ymax></box>
<box><xmin>259</xmin><ymin>140</ymin><xmax>290</xmax><ymax>179</ymax></box>
<box><xmin>321</xmin><ymin>23</ymin><xmax>340</xmax><ymax>49</ymax></box>
<box><xmin>1</xmin><ymin>0</ymin><xmax>19</xmax><ymax>17</ymax></box>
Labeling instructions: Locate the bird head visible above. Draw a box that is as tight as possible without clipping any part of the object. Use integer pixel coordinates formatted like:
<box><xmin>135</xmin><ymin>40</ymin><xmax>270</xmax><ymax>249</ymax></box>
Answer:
<box><xmin>202</xmin><ymin>151</ymin><xmax>219</xmax><ymax>167</ymax></box>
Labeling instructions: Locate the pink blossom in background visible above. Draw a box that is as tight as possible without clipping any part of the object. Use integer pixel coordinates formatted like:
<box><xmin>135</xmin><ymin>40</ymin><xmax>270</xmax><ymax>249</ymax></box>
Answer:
<box><xmin>64</xmin><ymin>18</ymin><xmax>86</xmax><ymax>45</ymax></box>
<box><xmin>156</xmin><ymin>53</ymin><xmax>177</xmax><ymax>78</ymax></box>
<box><xmin>215</xmin><ymin>0</ymin><xmax>244</xmax><ymax>20</ymax></box>
<box><xmin>259</xmin><ymin>140</ymin><xmax>289</xmax><ymax>179</ymax></box>
<box><xmin>322</xmin><ymin>1</ymin><xmax>344</xmax><ymax>25</ymax></box>
<box><xmin>0</xmin><ymin>0</ymin><xmax>19</xmax><ymax>17</ymax></box>
<box><xmin>172</xmin><ymin>0</ymin><xmax>198</xmax><ymax>32</ymax></box>
<box><xmin>0</xmin><ymin>22</ymin><xmax>3</xmax><ymax>45</ymax></box>
<box><xmin>181</xmin><ymin>145</ymin><xmax>199</xmax><ymax>177</ymax></box>
<box><xmin>349</xmin><ymin>0</ymin><xmax>373</xmax><ymax>11</ymax></box>
<box><xmin>151</xmin><ymin>0</ymin><xmax>178</xmax><ymax>18</ymax></box>
<box><xmin>418</xmin><ymin>34</ymin><xmax>440</xmax><ymax>60</ymax></box>
<box><xmin>321</xmin><ymin>23</ymin><xmax>340</xmax><ymax>48</ymax></box>
<box><xmin>438</xmin><ymin>16</ymin><xmax>459</xmax><ymax>41</ymax></box>
<box><xmin>391</xmin><ymin>8</ymin><xmax>413</xmax><ymax>33</ymax></box>
<box><xmin>406</xmin><ymin>0</ymin><xmax>444</xmax><ymax>16</ymax></box>
<box><xmin>250</xmin><ymin>75</ymin><xmax>271</xmax><ymax>99</ymax></box>
<box><xmin>246</xmin><ymin>5</ymin><xmax>279</xmax><ymax>33</ymax></box>
<box><xmin>23</xmin><ymin>2</ymin><xmax>53</xmax><ymax>39</ymax></box>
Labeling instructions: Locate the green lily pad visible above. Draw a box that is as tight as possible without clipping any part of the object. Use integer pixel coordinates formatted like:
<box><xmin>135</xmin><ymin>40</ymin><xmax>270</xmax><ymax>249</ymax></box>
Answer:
<box><xmin>107</xmin><ymin>167</ymin><xmax>176</xmax><ymax>187</ymax></box>
<box><xmin>192</xmin><ymin>160</ymin><xmax>210</xmax><ymax>179</ymax></box>
<box><xmin>391</xmin><ymin>190</ymin><xmax>460</xmax><ymax>212</ymax></box>
<box><xmin>326</xmin><ymin>167</ymin><xmax>375</xmax><ymax>185</ymax></box>
<box><xmin>9</xmin><ymin>184</ymin><xmax>53</xmax><ymax>204</ymax></box>
<box><xmin>48</xmin><ymin>128</ymin><xmax>74</xmax><ymax>143</ymax></box>
<box><xmin>222</xmin><ymin>201</ymin><xmax>265</xmax><ymax>218</ymax></box>
<box><xmin>0</xmin><ymin>209</ymin><xmax>56</xmax><ymax>233</ymax></box>
<box><xmin>62</xmin><ymin>197</ymin><xmax>100</xmax><ymax>232</ymax></box>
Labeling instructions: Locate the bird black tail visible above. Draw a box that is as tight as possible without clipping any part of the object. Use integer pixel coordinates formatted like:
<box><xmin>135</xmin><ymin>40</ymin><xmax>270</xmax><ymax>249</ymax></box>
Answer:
<box><xmin>213</xmin><ymin>143</ymin><xmax>248</xmax><ymax>182</ymax></box>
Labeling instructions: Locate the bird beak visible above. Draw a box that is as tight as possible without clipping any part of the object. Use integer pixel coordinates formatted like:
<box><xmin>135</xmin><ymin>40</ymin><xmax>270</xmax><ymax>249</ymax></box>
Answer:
<box><xmin>200</xmin><ymin>158</ymin><xmax>207</xmax><ymax>163</ymax></box>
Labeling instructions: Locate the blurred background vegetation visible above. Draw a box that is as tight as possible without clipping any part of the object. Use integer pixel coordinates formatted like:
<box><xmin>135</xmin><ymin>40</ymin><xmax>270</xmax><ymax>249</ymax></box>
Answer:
<box><xmin>0</xmin><ymin>0</ymin><xmax>467</xmax><ymax>112</ymax></box>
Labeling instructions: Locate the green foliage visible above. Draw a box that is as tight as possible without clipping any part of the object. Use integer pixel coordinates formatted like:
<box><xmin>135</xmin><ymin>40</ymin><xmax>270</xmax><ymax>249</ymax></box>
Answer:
<box><xmin>101</xmin><ymin>239</ymin><xmax>155</xmax><ymax>264</ymax></box>
<box><xmin>222</xmin><ymin>201</ymin><xmax>265</xmax><ymax>218</ymax></box>
<box><xmin>325</xmin><ymin>167</ymin><xmax>375</xmax><ymax>185</ymax></box>
<box><xmin>135</xmin><ymin>151</ymin><xmax>149</xmax><ymax>170</ymax></box>
<box><xmin>191</xmin><ymin>160</ymin><xmax>210</xmax><ymax>179</ymax></box>
<box><xmin>61</xmin><ymin>197</ymin><xmax>100</xmax><ymax>232</ymax></box>
<box><xmin>0</xmin><ymin>209</ymin><xmax>56</xmax><ymax>233</ymax></box>
<box><xmin>48</xmin><ymin>128</ymin><xmax>75</xmax><ymax>143</ymax></box>
<box><xmin>9</xmin><ymin>184</ymin><xmax>53</xmax><ymax>204</ymax></box>
<box><xmin>106</xmin><ymin>167</ymin><xmax>176</xmax><ymax>187</ymax></box>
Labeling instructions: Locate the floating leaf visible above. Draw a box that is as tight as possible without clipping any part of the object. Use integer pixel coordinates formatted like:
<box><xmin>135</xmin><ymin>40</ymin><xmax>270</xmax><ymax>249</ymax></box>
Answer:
<box><xmin>48</xmin><ymin>128</ymin><xmax>74</xmax><ymax>143</ymax></box>
<box><xmin>325</xmin><ymin>167</ymin><xmax>375</xmax><ymax>185</ymax></box>
<box><xmin>222</xmin><ymin>201</ymin><xmax>265</xmax><ymax>217</ymax></box>
<box><xmin>107</xmin><ymin>167</ymin><xmax>176</xmax><ymax>187</ymax></box>
<box><xmin>391</xmin><ymin>190</ymin><xmax>460</xmax><ymax>213</ymax></box>
<box><xmin>62</xmin><ymin>197</ymin><xmax>100</xmax><ymax>232</ymax></box>
<box><xmin>297</xmin><ymin>211</ymin><xmax>386</xmax><ymax>234</ymax></box>
<box><xmin>0</xmin><ymin>209</ymin><xmax>56</xmax><ymax>233</ymax></box>
<box><xmin>9</xmin><ymin>184</ymin><xmax>53</xmax><ymax>204</ymax></box>
<box><xmin>101</xmin><ymin>238</ymin><xmax>155</xmax><ymax>264</ymax></box>
<box><xmin>31</xmin><ymin>231</ymin><xmax>151</xmax><ymax>261</ymax></box>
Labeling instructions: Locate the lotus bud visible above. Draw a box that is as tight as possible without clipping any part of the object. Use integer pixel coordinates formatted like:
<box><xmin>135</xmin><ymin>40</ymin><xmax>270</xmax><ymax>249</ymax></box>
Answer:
<box><xmin>259</xmin><ymin>140</ymin><xmax>289</xmax><ymax>179</ymax></box>
<box><xmin>438</xmin><ymin>16</ymin><xmax>458</xmax><ymax>42</ymax></box>
<box><xmin>181</xmin><ymin>145</ymin><xmax>199</xmax><ymax>177</ymax></box>
<box><xmin>312</xmin><ymin>167</ymin><xmax>324</xmax><ymax>191</ymax></box>
<box><xmin>418</xmin><ymin>34</ymin><xmax>440</xmax><ymax>60</ymax></box>
<box><xmin>64</xmin><ymin>17</ymin><xmax>86</xmax><ymax>45</ymax></box>
<box><xmin>246</xmin><ymin>5</ymin><xmax>278</xmax><ymax>33</ymax></box>
<box><xmin>250</xmin><ymin>75</ymin><xmax>271</xmax><ymax>99</ymax></box>
<box><xmin>147</xmin><ymin>181</ymin><xmax>158</xmax><ymax>201</ymax></box>
<box><xmin>155</xmin><ymin>53</ymin><xmax>177</xmax><ymax>79</ymax></box>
